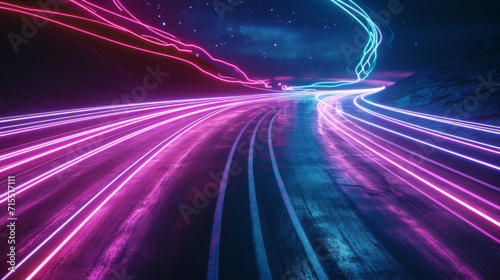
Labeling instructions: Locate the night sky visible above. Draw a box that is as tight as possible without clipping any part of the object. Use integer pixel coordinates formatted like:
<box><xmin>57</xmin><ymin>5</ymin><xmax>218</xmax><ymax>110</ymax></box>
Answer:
<box><xmin>135</xmin><ymin>0</ymin><xmax>500</xmax><ymax>80</ymax></box>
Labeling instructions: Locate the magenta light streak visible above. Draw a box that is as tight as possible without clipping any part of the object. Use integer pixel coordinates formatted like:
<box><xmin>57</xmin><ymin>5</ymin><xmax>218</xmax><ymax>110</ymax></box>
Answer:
<box><xmin>0</xmin><ymin>101</ymin><xmax>249</xmax><ymax>204</ymax></box>
<box><xmin>207</xmin><ymin>112</ymin><xmax>263</xmax><ymax>280</ymax></box>
<box><xmin>340</xmin><ymin>112</ymin><xmax>500</xmax><ymax>192</ymax></box>
<box><xmin>0</xmin><ymin>101</ymin><xmax>205</xmax><ymax>138</ymax></box>
<box><xmin>274</xmin><ymin>76</ymin><xmax>295</xmax><ymax>81</ymax></box>
<box><xmin>0</xmin><ymin>99</ymin><xmax>228</xmax><ymax>149</ymax></box>
<box><xmin>1</xmin><ymin>101</ymin><xmax>248</xmax><ymax>280</ymax></box>
<box><xmin>332</xmin><ymin>98</ymin><xmax>500</xmax><ymax>171</ymax></box>
<box><xmin>0</xmin><ymin>2</ymin><xmax>190</xmax><ymax>52</ymax></box>
<box><xmin>70</xmin><ymin>0</ymin><xmax>268</xmax><ymax>86</ymax></box>
<box><xmin>320</xmin><ymin>103</ymin><xmax>500</xmax><ymax>246</ymax></box>
<box><xmin>361</xmin><ymin>94</ymin><xmax>500</xmax><ymax>134</ymax></box>
<box><xmin>317</xmin><ymin>94</ymin><xmax>500</xmax><ymax>238</ymax></box>
<box><xmin>11</xmin><ymin>107</ymin><xmax>229</xmax><ymax>280</ymax></box>
<box><xmin>335</xmin><ymin>106</ymin><xmax>500</xmax><ymax>212</ymax></box>
<box><xmin>0</xmin><ymin>93</ymin><xmax>288</xmax><ymax>126</ymax></box>
<box><xmin>0</xmin><ymin>94</ymin><xmax>291</xmax><ymax>204</ymax></box>
<box><xmin>0</xmin><ymin>100</ymin><xmax>219</xmax><ymax>136</ymax></box>
<box><xmin>0</xmin><ymin>100</ymin><xmax>161</xmax><ymax>124</ymax></box>
<box><xmin>0</xmin><ymin>98</ymin><xmax>208</xmax><ymax>124</ymax></box>
<box><xmin>88</xmin><ymin>0</ymin><xmax>270</xmax><ymax>87</ymax></box>
<box><xmin>0</xmin><ymin>106</ymin><xmax>138</xmax><ymax>132</ymax></box>
<box><xmin>0</xmin><ymin>93</ymin><xmax>294</xmax><ymax>279</ymax></box>
<box><xmin>0</xmin><ymin>94</ymin><xmax>290</xmax><ymax>163</ymax></box>
<box><xmin>322</xmin><ymin>114</ymin><xmax>500</xmax><ymax>248</ymax></box>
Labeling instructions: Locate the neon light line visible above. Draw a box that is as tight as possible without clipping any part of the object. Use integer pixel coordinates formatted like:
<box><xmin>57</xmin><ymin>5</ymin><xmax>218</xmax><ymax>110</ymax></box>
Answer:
<box><xmin>22</xmin><ymin>104</ymin><xmax>245</xmax><ymax>280</ymax></box>
<box><xmin>317</xmin><ymin>94</ymin><xmax>500</xmax><ymax>234</ymax></box>
<box><xmin>0</xmin><ymin>3</ymin><xmax>269</xmax><ymax>87</ymax></box>
<box><xmin>353</xmin><ymin>96</ymin><xmax>500</xmax><ymax>154</ymax></box>
<box><xmin>361</xmin><ymin>93</ymin><xmax>500</xmax><ymax>133</ymax></box>
<box><xmin>0</xmin><ymin>100</ymin><xmax>257</xmax><ymax>203</ymax></box>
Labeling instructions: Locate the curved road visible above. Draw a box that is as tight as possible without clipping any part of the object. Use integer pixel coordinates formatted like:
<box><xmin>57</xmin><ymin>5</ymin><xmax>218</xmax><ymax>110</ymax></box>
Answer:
<box><xmin>0</xmin><ymin>89</ymin><xmax>499</xmax><ymax>279</ymax></box>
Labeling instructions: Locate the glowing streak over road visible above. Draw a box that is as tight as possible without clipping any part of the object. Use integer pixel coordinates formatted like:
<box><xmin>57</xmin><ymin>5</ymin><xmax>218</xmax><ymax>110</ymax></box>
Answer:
<box><xmin>0</xmin><ymin>103</ymin><xmax>227</xmax><ymax>174</ymax></box>
<box><xmin>341</xmin><ymin>103</ymin><xmax>500</xmax><ymax>171</ymax></box>
<box><xmin>268</xmin><ymin>112</ymin><xmax>329</xmax><ymax>280</ymax></box>
<box><xmin>0</xmin><ymin>97</ymin><xmax>284</xmax><ymax>204</ymax></box>
<box><xmin>316</xmin><ymin>92</ymin><xmax>500</xmax><ymax>243</ymax></box>
<box><xmin>0</xmin><ymin>93</ymin><xmax>300</xmax><ymax>279</ymax></box>
<box><xmin>23</xmin><ymin>105</ymin><xmax>242</xmax><ymax>280</ymax></box>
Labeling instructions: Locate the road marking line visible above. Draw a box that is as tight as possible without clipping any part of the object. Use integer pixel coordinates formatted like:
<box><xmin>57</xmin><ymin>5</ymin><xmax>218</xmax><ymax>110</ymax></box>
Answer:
<box><xmin>268</xmin><ymin>111</ymin><xmax>329</xmax><ymax>280</ymax></box>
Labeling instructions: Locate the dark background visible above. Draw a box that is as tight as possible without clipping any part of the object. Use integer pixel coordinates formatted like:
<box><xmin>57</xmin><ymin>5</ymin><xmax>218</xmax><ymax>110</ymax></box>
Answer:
<box><xmin>1</xmin><ymin>0</ymin><xmax>499</xmax><ymax>115</ymax></box>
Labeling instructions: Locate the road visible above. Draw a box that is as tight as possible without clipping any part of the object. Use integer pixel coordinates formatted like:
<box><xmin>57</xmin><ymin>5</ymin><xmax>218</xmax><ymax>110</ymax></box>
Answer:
<box><xmin>0</xmin><ymin>89</ymin><xmax>499</xmax><ymax>279</ymax></box>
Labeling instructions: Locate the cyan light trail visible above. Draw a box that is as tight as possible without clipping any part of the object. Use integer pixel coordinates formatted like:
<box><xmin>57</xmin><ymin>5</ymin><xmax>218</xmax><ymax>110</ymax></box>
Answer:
<box><xmin>289</xmin><ymin>0</ymin><xmax>382</xmax><ymax>90</ymax></box>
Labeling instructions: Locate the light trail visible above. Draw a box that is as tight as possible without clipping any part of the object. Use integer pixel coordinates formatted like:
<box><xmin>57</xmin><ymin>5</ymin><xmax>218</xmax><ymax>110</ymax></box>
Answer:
<box><xmin>354</xmin><ymin>96</ymin><xmax>500</xmax><ymax>154</ymax></box>
<box><xmin>316</xmin><ymin>92</ymin><xmax>500</xmax><ymax>244</ymax></box>
<box><xmin>0</xmin><ymin>97</ymin><xmax>280</xmax><ymax>174</ymax></box>
<box><xmin>0</xmin><ymin>95</ymin><xmax>287</xmax><ymax>204</ymax></box>
<box><xmin>361</xmin><ymin>93</ymin><xmax>500</xmax><ymax>134</ymax></box>
<box><xmin>0</xmin><ymin>89</ymin><xmax>498</xmax><ymax>278</ymax></box>
<box><xmin>340</xmin><ymin>113</ymin><xmax>500</xmax><ymax>193</ymax></box>
<box><xmin>0</xmin><ymin>93</ymin><xmax>302</xmax><ymax>155</ymax></box>
<box><xmin>1</xmin><ymin>0</ymin><xmax>390</xmax><ymax>90</ymax></box>
<box><xmin>0</xmin><ymin>103</ymin><xmax>226</xmax><ymax>174</ymax></box>
<box><xmin>323</xmin><ymin>95</ymin><xmax>500</xmax><ymax>171</ymax></box>
<box><xmin>22</xmin><ymin>104</ymin><xmax>246</xmax><ymax>280</ymax></box>
<box><xmin>0</xmin><ymin>1</ymin><xmax>270</xmax><ymax>88</ymax></box>
<box><xmin>0</xmin><ymin>0</ymin><xmax>385</xmax><ymax>91</ymax></box>
<box><xmin>0</xmin><ymin>94</ymin><xmax>271</xmax><ymax>124</ymax></box>
<box><xmin>0</xmin><ymin>93</ymin><xmax>295</xmax><ymax>279</ymax></box>
<box><xmin>247</xmin><ymin>111</ymin><xmax>274</xmax><ymax>280</ymax></box>
<box><xmin>1</xmin><ymin>0</ymin><xmax>498</xmax><ymax>278</ymax></box>
<box><xmin>337</xmin><ymin>100</ymin><xmax>500</xmax><ymax>209</ymax></box>
<box><xmin>0</xmin><ymin>101</ymin><xmax>214</xmax><ymax>138</ymax></box>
